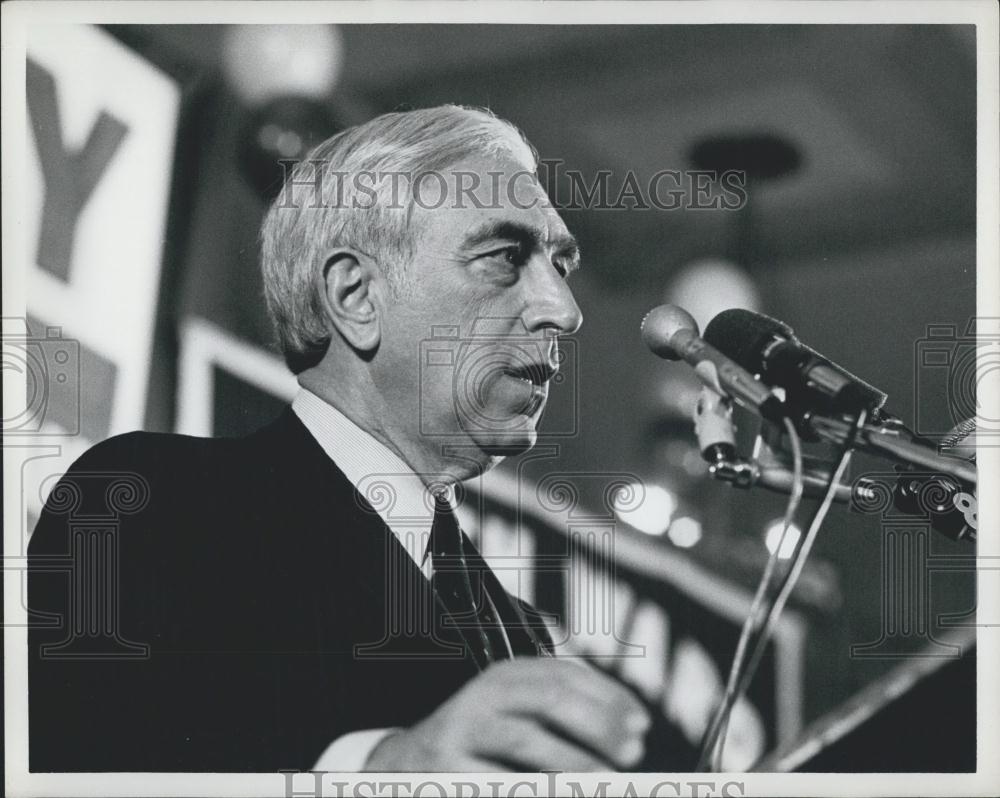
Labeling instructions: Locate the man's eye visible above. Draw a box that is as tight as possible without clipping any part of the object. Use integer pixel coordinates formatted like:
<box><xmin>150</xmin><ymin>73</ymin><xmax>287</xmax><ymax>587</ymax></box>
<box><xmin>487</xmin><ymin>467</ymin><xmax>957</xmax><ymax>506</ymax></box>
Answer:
<box><xmin>487</xmin><ymin>245</ymin><xmax>528</xmax><ymax>268</ymax></box>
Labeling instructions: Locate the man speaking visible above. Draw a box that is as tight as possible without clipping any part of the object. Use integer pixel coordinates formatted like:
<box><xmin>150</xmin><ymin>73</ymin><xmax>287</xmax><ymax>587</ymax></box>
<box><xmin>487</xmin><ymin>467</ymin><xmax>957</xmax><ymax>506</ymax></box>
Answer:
<box><xmin>29</xmin><ymin>106</ymin><xmax>651</xmax><ymax>772</ymax></box>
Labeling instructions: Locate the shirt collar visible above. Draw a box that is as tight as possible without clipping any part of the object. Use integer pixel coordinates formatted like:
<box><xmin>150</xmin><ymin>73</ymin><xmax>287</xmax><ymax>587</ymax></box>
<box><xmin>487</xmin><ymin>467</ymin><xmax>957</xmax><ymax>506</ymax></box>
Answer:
<box><xmin>291</xmin><ymin>388</ymin><xmax>453</xmax><ymax>571</ymax></box>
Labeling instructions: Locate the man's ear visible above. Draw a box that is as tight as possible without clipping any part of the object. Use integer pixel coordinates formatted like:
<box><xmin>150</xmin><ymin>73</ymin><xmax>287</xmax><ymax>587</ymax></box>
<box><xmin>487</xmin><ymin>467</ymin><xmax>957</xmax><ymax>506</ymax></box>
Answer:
<box><xmin>320</xmin><ymin>250</ymin><xmax>382</xmax><ymax>353</ymax></box>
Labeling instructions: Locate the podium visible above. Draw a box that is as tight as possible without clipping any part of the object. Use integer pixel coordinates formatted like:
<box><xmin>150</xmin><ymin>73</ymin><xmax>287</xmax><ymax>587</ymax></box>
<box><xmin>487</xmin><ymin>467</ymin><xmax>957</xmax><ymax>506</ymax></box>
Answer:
<box><xmin>754</xmin><ymin>630</ymin><xmax>976</xmax><ymax>772</ymax></box>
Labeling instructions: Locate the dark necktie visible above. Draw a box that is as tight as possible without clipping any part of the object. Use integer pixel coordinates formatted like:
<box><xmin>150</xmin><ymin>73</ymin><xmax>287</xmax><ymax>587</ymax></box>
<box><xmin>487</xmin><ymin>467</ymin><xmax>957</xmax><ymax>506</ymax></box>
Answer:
<box><xmin>428</xmin><ymin>495</ymin><xmax>511</xmax><ymax>669</ymax></box>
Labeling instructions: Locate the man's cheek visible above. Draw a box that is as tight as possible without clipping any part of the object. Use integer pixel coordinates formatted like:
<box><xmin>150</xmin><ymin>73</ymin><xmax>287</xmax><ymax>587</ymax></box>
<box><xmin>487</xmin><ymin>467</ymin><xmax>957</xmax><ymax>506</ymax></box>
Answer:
<box><xmin>456</xmin><ymin>288</ymin><xmax>512</xmax><ymax>332</ymax></box>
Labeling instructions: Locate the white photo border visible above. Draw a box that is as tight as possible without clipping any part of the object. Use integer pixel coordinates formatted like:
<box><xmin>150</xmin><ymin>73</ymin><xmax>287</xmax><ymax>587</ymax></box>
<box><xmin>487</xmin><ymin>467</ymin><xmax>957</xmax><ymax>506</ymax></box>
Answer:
<box><xmin>3</xmin><ymin>2</ymin><xmax>998</xmax><ymax>796</ymax></box>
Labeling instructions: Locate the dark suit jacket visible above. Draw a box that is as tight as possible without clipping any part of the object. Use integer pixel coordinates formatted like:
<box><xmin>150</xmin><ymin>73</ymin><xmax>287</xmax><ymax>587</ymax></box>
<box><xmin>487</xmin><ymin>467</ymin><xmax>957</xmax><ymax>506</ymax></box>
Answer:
<box><xmin>28</xmin><ymin>408</ymin><xmax>551</xmax><ymax>772</ymax></box>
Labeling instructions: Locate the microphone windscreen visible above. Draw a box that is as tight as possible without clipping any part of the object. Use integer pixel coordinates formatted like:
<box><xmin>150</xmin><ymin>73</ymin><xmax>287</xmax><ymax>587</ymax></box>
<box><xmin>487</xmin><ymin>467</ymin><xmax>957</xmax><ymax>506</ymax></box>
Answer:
<box><xmin>641</xmin><ymin>304</ymin><xmax>698</xmax><ymax>361</ymax></box>
<box><xmin>703</xmin><ymin>308</ymin><xmax>791</xmax><ymax>371</ymax></box>
<box><xmin>706</xmin><ymin>308</ymin><xmax>889</xmax><ymax>416</ymax></box>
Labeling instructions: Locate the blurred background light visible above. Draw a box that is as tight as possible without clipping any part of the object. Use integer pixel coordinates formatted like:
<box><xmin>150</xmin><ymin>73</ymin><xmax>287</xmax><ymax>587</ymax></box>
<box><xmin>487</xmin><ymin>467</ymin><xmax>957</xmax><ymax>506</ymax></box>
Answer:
<box><xmin>615</xmin><ymin>482</ymin><xmax>676</xmax><ymax>536</ymax></box>
<box><xmin>664</xmin><ymin>257</ymin><xmax>761</xmax><ymax>334</ymax></box>
<box><xmin>764</xmin><ymin>519</ymin><xmax>802</xmax><ymax>560</ymax></box>
<box><xmin>222</xmin><ymin>24</ymin><xmax>344</xmax><ymax>105</ymax></box>
<box><xmin>667</xmin><ymin>515</ymin><xmax>703</xmax><ymax>548</ymax></box>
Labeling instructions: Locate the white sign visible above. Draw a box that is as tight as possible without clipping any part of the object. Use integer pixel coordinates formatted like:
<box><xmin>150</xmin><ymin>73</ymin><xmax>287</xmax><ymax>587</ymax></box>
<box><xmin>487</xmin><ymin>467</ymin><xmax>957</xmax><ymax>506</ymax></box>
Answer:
<box><xmin>24</xmin><ymin>25</ymin><xmax>179</xmax><ymax>441</ymax></box>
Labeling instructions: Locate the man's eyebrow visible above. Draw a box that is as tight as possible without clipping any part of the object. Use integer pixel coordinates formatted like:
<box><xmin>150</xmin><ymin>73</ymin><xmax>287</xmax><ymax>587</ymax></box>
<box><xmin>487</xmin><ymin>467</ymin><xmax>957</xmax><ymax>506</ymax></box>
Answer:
<box><xmin>461</xmin><ymin>220</ymin><xmax>541</xmax><ymax>251</ymax></box>
<box><xmin>462</xmin><ymin>220</ymin><xmax>581</xmax><ymax>264</ymax></box>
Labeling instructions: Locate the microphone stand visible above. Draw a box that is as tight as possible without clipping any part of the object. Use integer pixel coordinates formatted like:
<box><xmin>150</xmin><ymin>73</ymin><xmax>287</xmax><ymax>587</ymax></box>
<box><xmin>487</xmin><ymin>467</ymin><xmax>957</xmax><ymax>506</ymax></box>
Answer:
<box><xmin>686</xmin><ymin>367</ymin><xmax>979</xmax><ymax>769</ymax></box>
<box><xmin>700</xmin><ymin>404</ymin><xmax>876</xmax><ymax>504</ymax></box>
<box><xmin>707</xmin><ymin>409</ymin><xmax>975</xmax><ymax>489</ymax></box>
<box><xmin>700</xmin><ymin>405</ymin><xmax>977</xmax><ymax>545</ymax></box>
<box><xmin>710</xmin><ymin>457</ymin><xmax>871</xmax><ymax>504</ymax></box>
<box><xmin>807</xmin><ymin>414</ymin><xmax>977</xmax><ymax>487</ymax></box>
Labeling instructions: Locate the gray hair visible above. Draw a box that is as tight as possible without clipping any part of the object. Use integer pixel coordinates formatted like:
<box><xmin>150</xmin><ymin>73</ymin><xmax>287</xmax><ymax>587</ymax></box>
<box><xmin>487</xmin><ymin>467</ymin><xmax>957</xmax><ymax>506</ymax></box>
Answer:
<box><xmin>259</xmin><ymin>104</ymin><xmax>538</xmax><ymax>373</ymax></box>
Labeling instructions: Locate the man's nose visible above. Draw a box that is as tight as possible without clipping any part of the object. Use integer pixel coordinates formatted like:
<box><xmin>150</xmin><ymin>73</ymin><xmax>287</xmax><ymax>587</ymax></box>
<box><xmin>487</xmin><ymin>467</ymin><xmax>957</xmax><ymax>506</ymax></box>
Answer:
<box><xmin>522</xmin><ymin>261</ymin><xmax>584</xmax><ymax>336</ymax></box>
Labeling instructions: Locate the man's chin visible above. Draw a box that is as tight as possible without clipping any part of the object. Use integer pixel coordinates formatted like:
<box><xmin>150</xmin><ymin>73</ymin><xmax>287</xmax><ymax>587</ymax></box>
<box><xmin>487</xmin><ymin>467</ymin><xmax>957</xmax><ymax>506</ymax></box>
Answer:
<box><xmin>480</xmin><ymin>437</ymin><xmax>538</xmax><ymax>458</ymax></box>
<box><xmin>470</xmin><ymin>426</ymin><xmax>539</xmax><ymax>458</ymax></box>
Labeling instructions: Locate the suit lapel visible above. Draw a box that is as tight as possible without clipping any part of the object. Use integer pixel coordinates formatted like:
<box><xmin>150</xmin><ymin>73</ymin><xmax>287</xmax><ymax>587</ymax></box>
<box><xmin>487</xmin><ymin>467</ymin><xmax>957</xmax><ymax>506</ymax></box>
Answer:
<box><xmin>352</xmin><ymin>493</ymin><xmax>487</xmax><ymax>665</ymax></box>
<box><xmin>255</xmin><ymin>408</ymin><xmax>549</xmax><ymax>662</ymax></box>
<box><xmin>250</xmin><ymin>410</ymin><xmax>469</xmax><ymax>664</ymax></box>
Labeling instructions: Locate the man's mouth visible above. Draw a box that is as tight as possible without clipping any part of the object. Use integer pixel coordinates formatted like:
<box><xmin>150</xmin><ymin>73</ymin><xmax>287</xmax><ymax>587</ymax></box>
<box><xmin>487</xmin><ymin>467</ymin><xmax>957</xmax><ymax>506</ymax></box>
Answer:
<box><xmin>496</xmin><ymin>363</ymin><xmax>555</xmax><ymax>416</ymax></box>
<box><xmin>502</xmin><ymin>362</ymin><xmax>557</xmax><ymax>388</ymax></box>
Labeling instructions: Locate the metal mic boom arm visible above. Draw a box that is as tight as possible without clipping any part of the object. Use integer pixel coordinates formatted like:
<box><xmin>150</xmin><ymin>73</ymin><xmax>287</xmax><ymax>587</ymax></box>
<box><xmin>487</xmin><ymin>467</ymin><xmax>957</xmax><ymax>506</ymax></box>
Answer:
<box><xmin>693</xmin><ymin>386</ymin><xmax>871</xmax><ymax>504</ymax></box>
<box><xmin>697</xmin><ymin>407</ymin><xmax>977</xmax><ymax>543</ymax></box>
<box><xmin>711</xmin><ymin>458</ymin><xmax>876</xmax><ymax>505</ymax></box>
<box><xmin>807</xmin><ymin>415</ymin><xmax>977</xmax><ymax>488</ymax></box>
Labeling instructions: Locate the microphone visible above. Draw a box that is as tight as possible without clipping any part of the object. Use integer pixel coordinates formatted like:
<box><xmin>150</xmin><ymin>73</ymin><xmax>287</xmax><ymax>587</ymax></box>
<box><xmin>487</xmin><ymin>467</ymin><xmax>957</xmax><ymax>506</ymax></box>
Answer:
<box><xmin>641</xmin><ymin>304</ymin><xmax>785</xmax><ymax>422</ymax></box>
<box><xmin>702</xmin><ymin>309</ymin><xmax>888</xmax><ymax>419</ymax></box>
<box><xmin>892</xmin><ymin>418</ymin><xmax>977</xmax><ymax>542</ymax></box>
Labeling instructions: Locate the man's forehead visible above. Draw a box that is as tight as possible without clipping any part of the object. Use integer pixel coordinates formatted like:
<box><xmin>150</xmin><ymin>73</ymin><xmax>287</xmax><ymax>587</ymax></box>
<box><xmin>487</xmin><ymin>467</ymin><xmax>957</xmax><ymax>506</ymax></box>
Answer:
<box><xmin>409</xmin><ymin>153</ymin><xmax>572</xmax><ymax>250</ymax></box>
<box><xmin>450</xmin><ymin>152</ymin><xmax>548</xmax><ymax>206</ymax></box>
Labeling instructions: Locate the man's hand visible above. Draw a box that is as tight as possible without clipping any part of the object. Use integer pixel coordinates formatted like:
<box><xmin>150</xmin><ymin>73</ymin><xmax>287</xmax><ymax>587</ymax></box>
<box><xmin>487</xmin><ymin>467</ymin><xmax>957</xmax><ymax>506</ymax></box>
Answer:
<box><xmin>363</xmin><ymin>658</ymin><xmax>651</xmax><ymax>771</ymax></box>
